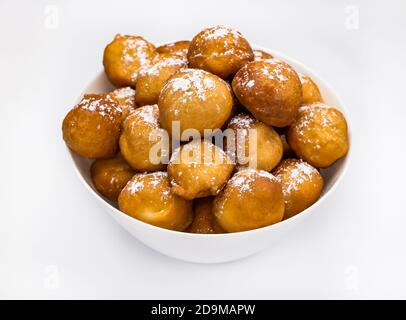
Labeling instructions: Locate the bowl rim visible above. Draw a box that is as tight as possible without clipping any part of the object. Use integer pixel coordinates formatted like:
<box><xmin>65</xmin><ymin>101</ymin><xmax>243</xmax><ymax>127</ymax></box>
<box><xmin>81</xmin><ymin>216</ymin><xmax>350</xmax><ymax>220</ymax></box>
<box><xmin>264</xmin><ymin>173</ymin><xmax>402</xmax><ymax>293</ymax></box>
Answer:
<box><xmin>65</xmin><ymin>45</ymin><xmax>352</xmax><ymax>238</ymax></box>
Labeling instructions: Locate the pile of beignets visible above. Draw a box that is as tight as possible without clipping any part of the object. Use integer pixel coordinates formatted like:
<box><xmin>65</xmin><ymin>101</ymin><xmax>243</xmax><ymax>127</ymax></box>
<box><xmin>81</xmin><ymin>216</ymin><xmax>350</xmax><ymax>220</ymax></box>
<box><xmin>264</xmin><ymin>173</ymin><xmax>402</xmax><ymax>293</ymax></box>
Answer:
<box><xmin>62</xmin><ymin>26</ymin><xmax>349</xmax><ymax>234</ymax></box>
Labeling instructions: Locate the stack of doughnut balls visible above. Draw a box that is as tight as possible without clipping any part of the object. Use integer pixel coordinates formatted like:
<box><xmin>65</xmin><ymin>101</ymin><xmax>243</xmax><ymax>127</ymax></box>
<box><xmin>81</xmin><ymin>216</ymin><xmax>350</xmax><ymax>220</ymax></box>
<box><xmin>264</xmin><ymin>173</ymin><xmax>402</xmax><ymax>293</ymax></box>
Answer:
<box><xmin>62</xmin><ymin>26</ymin><xmax>349</xmax><ymax>234</ymax></box>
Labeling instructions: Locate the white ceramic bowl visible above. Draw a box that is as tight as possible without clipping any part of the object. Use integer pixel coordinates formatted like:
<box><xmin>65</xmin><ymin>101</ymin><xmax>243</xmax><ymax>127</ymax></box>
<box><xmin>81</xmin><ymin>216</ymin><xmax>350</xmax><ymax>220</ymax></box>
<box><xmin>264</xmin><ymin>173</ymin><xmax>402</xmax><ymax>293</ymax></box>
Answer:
<box><xmin>66</xmin><ymin>46</ymin><xmax>352</xmax><ymax>263</ymax></box>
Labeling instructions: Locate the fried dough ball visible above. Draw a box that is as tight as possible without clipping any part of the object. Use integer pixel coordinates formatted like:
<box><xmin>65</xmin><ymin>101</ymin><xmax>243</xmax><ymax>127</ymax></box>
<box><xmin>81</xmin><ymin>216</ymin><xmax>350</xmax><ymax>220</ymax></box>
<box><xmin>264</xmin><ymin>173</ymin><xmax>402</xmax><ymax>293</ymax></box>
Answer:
<box><xmin>135</xmin><ymin>53</ymin><xmax>187</xmax><ymax>106</ymax></box>
<box><xmin>213</xmin><ymin>169</ymin><xmax>284</xmax><ymax>232</ymax></box>
<box><xmin>119</xmin><ymin>104</ymin><xmax>168</xmax><ymax>172</ymax></box>
<box><xmin>103</xmin><ymin>34</ymin><xmax>156</xmax><ymax>87</ymax></box>
<box><xmin>232</xmin><ymin>59</ymin><xmax>302</xmax><ymax>127</ymax></box>
<box><xmin>188</xmin><ymin>25</ymin><xmax>254</xmax><ymax>79</ymax></box>
<box><xmin>273</xmin><ymin>159</ymin><xmax>324</xmax><ymax>219</ymax></box>
<box><xmin>118</xmin><ymin>172</ymin><xmax>193</xmax><ymax>231</ymax></box>
<box><xmin>108</xmin><ymin>87</ymin><xmax>137</xmax><ymax>120</ymax></box>
<box><xmin>156</xmin><ymin>40</ymin><xmax>190</xmax><ymax>58</ymax></box>
<box><xmin>90</xmin><ymin>153</ymin><xmax>135</xmax><ymax>202</ymax></box>
<box><xmin>158</xmin><ymin>69</ymin><xmax>233</xmax><ymax>139</ymax></box>
<box><xmin>253</xmin><ymin>49</ymin><xmax>273</xmax><ymax>61</ymax></box>
<box><xmin>168</xmin><ymin>140</ymin><xmax>234</xmax><ymax>200</ymax></box>
<box><xmin>287</xmin><ymin>103</ymin><xmax>349</xmax><ymax>168</ymax></box>
<box><xmin>186</xmin><ymin>197</ymin><xmax>225</xmax><ymax>234</ymax></box>
<box><xmin>62</xmin><ymin>94</ymin><xmax>122</xmax><ymax>159</ymax></box>
<box><xmin>226</xmin><ymin>113</ymin><xmax>283</xmax><ymax>171</ymax></box>
<box><xmin>298</xmin><ymin>73</ymin><xmax>323</xmax><ymax>104</ymax></box>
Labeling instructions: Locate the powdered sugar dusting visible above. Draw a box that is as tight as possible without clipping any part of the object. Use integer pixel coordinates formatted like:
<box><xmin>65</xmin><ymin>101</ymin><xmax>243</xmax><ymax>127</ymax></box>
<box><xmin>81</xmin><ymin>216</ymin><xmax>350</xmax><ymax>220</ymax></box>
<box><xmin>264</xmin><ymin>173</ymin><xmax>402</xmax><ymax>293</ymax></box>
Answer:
<box><xmin>193</xmin><ymin>25</ymin><xmax>248</xmax><ymax>58</ymax></box>
<box><xmin>133</xmin><ymin>104</ymin><xmax>159</xmax><ymax>128</ymax></box>
<box><xmin>299</xmin><ymin>102</ymin><xmax>330</xmax><ymax>113</ymax></box>
<box><xmin>112</xmin><ymin>87</ymin><xmax>135</xmax><ymax>99</ymax></box>
<box><xmin>260</xmin><ymin>59</ymin><xmax>290</xmax><ymax>82</ymax></box>
<box><xmin>78</xmin><ymin>95</ymin><xmax>121</xmax><ymax>122</ymax></box>
<box><xmin>228</xmin><ymin>113</ymin><xmax>256</xmax><ymax>129</ymax></box>
<box><xmin>149</xmin><ymin>172</ymin><xmax>165</xmax><ymax>187</ymax></box>
<box><xmin>261</xmin><ymin>66</ymin><xmax>272</xmax><ymax>79</ymax></box>
<box><xmin>128</xmin><ymin>179</ymin><xmax>144</xmax><ymax>194</ymax></box>
<box><xmin>138</xmin><ymin>55</ymin><xmax>186</xmax><ymax>77</ymax></box>
<box><xmin>203</xmin><ymin>77</ymin><xmax>216</xmax><ymax>89</ymax></box>
<box><xmin>235</xmin><ymin>66</ymin><xmax>256</xmax><ymax>92</ymax></box>
<box><xmin>114</xmin><ymin>35</ymin><xmax>154</xmax><ymax>82</ymax></box>
<box><xmin>246</xmin><ymin>79</ymin><xmax>255</xmax><ymax>88</ymax></box>
<box><xmin>232</xmin><ymin>174</ymin><xmax>252</xmax><ymax>193</ymax></box>
<box><xmin>127</xmin><ymin>171</ymin><xmax>169</xmax><ymax>197</ymax></box>
<box><xmin>170</xmin><ymin>77</ymin><xmax>190</xmax><ymax>91</ymax></box>
<box><xmin>275</xmin><ymin>160</ymin><xmax>317</xmax><ymax>193</ymax></box>
<box><xmin>163</xmin><ymin>69</ymin><xmax>217</xmax><ymax>102</ymax></box>
<box><xmin>235</xmin><ymin>59</ymin><xmax>294</xmax><ymax>93</ymax></box>
<box><xmin>149</xmin><ymin>171</ymin><xmax>168</xmax><ymax>179</ymax></box>
<box><xmin>257</xmin><ymin>169</ymin><xmax>278</xmax><ymax>180</ymax></box>
<box><xmin>204</xmin><ymin>25</ymin><xmax>242</xmax><ymax>41</ymax></box>
<box><xmin>229</xmin><ymin>169</ymin><xmax>277</xmax><ymax>197</ymax></box>
<box><xmin>121</xmin><ymin>36</ymin><xmax>150</xmax><ymax>66</ymax></box>
<box><xmin>295</xmin><ymin>104</ymin><xmax>340</xmax><ymax>151</ymax></box>
<box><xmin>170</xmin><ymin>140</ymin><xmax>230</xmax><ymax>167</ymax></box>
<box><xmin>157</xmin><ymin>41</ymin><xmax>190</xmax><ymax>57</ymax></box>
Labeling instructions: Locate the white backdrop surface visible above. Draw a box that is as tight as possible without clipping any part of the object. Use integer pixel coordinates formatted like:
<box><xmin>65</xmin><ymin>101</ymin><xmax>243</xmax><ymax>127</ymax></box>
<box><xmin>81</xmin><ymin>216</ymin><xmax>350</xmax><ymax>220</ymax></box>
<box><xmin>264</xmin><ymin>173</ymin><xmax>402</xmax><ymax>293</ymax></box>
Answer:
<box><xmin>1</xmin><ymin>0</ymin><xmax>405</xmax><ymax>299</ymax></box>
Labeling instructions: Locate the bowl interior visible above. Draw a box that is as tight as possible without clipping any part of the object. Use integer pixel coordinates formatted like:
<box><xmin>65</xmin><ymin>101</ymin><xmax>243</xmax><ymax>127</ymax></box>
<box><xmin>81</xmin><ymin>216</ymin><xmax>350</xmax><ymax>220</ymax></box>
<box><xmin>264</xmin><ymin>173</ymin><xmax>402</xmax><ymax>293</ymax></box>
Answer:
<box><xmin>67</xmin><ymin>47</ymin><xmax>351</xmax><ymax>231</ymax></box>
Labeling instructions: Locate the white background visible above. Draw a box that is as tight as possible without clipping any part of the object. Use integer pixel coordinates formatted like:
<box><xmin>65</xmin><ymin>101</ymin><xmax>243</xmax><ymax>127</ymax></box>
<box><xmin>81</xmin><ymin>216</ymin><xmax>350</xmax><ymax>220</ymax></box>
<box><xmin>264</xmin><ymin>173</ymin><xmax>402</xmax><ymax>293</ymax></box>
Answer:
<box><xmin>1</xmin><ymin>0</ymin><xmax>405</xmax><ymax>299</ymax></box>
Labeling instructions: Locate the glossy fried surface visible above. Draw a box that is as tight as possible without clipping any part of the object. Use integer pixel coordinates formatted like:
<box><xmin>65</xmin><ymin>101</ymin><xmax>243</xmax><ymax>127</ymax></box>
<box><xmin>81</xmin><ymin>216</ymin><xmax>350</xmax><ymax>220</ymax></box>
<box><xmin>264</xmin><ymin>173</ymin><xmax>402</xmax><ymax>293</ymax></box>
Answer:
<box><xmin>62</xmin><ymin>94</ymin><xmax>122</xmax><ymax>159</ymax></box>
<box><xmin>273</xmin><ymin>159</ymin><xmax>324</xmax><ymax>219</ymax></box>
<box><xmin>213</xmin><ymin>169</ymin><xmax>284</xmax><ymax>232</ymax></box>
<box><xmin>135</xmin><ymin>53</ymin><xmax>187</xmax><ymax>106</ymax></box>
<box><xmin>226</xmin><ymin>113</ymin><xmax>283</xmax><ymax>171</ymax></box>
<box><xmin>91</xmin><ymin>153</ymin><xmax>135</xmax><ymax>202</ymax></box>
<box><xmin>287</xmin><ymin>103</ymin><xmax>349</xmax><ymax>168</ymax></box>
<box><xmin>186</xmin><ymin>197</ymin><xmax>225</xmax><ymax>234</ymax></box>
<box><xmin>119</xmin><ymin>104</ymin><xmax>168</xmax><ymax>172</ymax></box>
<box><xmin>108</xmin><ymin>87</ymin><xmax>137</xmax><ymax>120</ymax></box>
<box><xmin>156</xmin><ymin>40</ymin><xmax>190</xmax><ymax>58</ymax></box>
<box><xmin>188</xmin><ymin>26</ymin><xmax>254</xmax><ymax>79</ymax></box>
<box><xmin>232</xmin><ymin>59</ymin><xmax>302</xmax><ymax>127</ymax></box>
<box><xmin>103</xmin><ymin>34</ymin><xmax>156</xmax><ymax>87</ymax></box>
<box><xmin>158</xmin><ymin>68</ymin><xmax>233</xmax><ymax>139</ymax></box>
<box><xmin>62</xmin><ymin>27</ymin><xmax>352</xmax><ymax>233</ymax></box>
<box><xmin>118</xmin><ymin>172</ymin><xmax>193</xmax><ymax>231</ymax></box>
<box><xmin>168</xmin><ymin>140</ymin><xmax>234</xmax><ymax>200</ymax></box>
<box><xmin>298</xmin><ymin>73</ymin><xmax>323</xmax><ymax>105</ymax></box>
